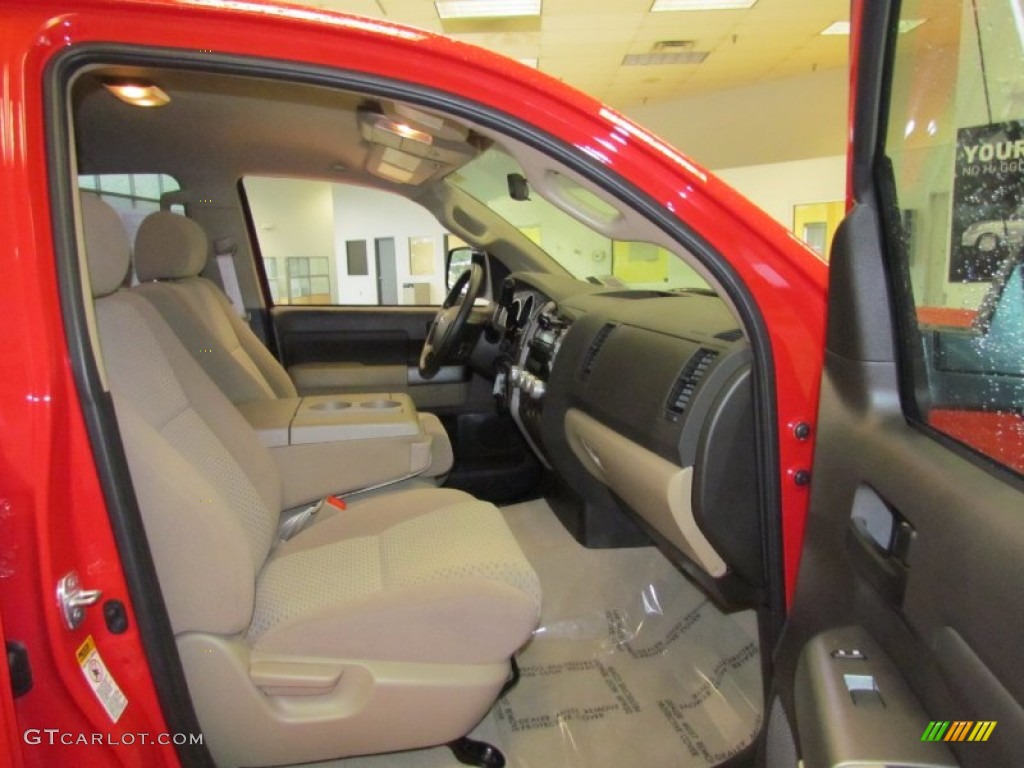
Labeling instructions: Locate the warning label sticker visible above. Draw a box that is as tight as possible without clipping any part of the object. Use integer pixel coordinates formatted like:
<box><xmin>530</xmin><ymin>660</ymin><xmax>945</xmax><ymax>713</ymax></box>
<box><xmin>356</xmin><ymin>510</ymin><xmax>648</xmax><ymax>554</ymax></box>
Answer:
<box><xmin>76</xmin><ymin>636</ymin><xmax>128</xmax><ymax>723</ymax></box>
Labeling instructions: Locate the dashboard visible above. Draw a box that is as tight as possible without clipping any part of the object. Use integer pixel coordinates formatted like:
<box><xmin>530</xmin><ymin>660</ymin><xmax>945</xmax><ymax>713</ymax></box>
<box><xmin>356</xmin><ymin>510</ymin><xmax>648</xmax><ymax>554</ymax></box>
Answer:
<box><xmin>493</xmin><ymin>272</ymin><xmax>763</xmax><ymax>606</ymax></box>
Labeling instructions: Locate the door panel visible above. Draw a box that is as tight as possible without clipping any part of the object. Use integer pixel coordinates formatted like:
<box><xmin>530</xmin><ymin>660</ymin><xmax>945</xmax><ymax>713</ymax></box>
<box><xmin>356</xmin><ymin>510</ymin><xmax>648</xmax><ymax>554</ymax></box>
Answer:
<box><xmin>779</xmin><ymin>2</ymin><xmax>1024</xmax><ymax>766</ymax></box>
<box><xmin>271</xmin><ymin>305</ymin><xmax>474</xmax><ymax>408</ymax></box>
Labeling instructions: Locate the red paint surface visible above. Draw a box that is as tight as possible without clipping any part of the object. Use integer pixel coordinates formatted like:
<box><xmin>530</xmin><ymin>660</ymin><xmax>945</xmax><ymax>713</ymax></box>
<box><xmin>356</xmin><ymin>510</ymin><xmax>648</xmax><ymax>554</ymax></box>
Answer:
<box><xmin>917</xmin><ymin>307</ymin><xmax>978</xmax><ymax>328</ymax></box>
<box><xmin>929</xmin><ymin>409</ymin><xmax>1024</xmax><ymax>475</ymax></box>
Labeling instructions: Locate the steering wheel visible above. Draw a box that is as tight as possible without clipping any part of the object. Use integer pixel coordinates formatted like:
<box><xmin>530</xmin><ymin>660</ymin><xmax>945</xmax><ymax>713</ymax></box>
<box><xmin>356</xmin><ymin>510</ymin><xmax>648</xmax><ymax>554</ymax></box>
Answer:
<box><xmin>419</xmin><ymin>262</ymin><xmax>485</xmax><ymax>379</ymax></box>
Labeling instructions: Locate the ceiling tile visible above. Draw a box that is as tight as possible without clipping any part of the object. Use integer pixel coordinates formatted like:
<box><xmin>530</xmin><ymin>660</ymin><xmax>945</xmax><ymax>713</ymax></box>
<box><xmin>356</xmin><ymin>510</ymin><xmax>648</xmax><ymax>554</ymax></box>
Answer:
<box><xmin>298</xmin><ymin>0</ymin><xmax>860</xmax><ymax>104</ymax></box>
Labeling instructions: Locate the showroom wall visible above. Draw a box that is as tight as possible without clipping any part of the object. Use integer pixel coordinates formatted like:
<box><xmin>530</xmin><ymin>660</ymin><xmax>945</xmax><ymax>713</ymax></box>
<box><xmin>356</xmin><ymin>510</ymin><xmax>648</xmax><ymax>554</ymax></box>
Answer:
<box><xmin>626</xmin><ymin>67</ymin><xmax>849</xmax><ymax>235</ymax></box>
<box><xmin>627</xmin><ymin>68</ymin><xmax>849</xmax><ymax>170</ymax></box>
<box><xmin>331</xmin><ymin>184</ymin><xmax>450</xmax><ymax>305</ymax></box>
<box><xmin>715</xmin><ymin>155</ymin><xmax>846</xmax><ymax>231</ymax></box>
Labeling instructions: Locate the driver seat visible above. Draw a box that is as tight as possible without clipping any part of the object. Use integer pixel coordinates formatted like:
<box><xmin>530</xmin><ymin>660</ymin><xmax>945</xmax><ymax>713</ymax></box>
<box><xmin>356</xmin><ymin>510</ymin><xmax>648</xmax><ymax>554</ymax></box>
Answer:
<box><xmin>131</xmin><ymin>210</ymin><xmax>452</xmax><ymax>477</ymax></box>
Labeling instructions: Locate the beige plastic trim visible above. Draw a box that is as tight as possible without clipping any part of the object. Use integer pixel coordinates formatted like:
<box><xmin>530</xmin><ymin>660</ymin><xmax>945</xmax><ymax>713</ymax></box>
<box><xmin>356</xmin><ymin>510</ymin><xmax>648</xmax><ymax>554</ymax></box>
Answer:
<box><xmin>271</xmin><ymin>434</ymin><xmax>432</xmax><ymax>508</ymax></box>
<box><xmin>238</xmin><ymin>394</ymin><xmax>439</xmax><ymax>505</ymax></box>
<box><xmin>236</xmin><ymin>398</ymin><xmax>301</xmax><ymax>448</ymax></box>
<box><xmin>288</xmin><ymin>362</ymin><xmax>472</xmax><ymax>409</ymax></box>
<box><xmin>250</xmin><ymin>658</ymin><xmax>344</xmax><ymax>696</ymax></box>
<box><xmin>564</xmin><ymin>408</ymin><xmax>727</xmax><ymax>578</ymax></box>
<box><xmin>178</xmin><ymin>633</ymin><xmax>509</xmax><ymax>767</ymax></box>
<box><xmin>238</xmin><ymin>394</ymin><xmax>421</xmax><ymax>445</ymax></box>
<box><xmin>292</xmin><ymin>393</ymin><xmax>420</xmax><ymax>443</ymax></box>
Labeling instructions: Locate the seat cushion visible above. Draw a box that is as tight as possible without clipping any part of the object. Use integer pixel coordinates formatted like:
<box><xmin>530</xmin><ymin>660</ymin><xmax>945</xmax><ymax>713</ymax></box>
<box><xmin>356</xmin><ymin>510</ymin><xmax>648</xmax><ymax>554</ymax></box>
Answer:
<box><xmin>248</xmin><ymin>490</ymin><xmax>541</xmax><ymax>664</ymax></box>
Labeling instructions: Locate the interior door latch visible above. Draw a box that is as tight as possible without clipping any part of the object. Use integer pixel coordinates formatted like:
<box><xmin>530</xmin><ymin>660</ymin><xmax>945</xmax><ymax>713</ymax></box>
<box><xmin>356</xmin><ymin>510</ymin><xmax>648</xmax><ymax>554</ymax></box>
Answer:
<box><xmin>57</xmin><ymin>571</ymin><xmax>102</xmax><ymax>630</ymax></box>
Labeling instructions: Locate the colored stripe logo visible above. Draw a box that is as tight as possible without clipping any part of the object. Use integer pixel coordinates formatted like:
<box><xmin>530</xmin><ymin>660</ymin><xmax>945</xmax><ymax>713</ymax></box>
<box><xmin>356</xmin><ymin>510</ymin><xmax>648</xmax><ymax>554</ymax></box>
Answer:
<box><xmin>921</xmin><ymin>721</ymin><xmax>997</xmax><ymax>742</ymax></box>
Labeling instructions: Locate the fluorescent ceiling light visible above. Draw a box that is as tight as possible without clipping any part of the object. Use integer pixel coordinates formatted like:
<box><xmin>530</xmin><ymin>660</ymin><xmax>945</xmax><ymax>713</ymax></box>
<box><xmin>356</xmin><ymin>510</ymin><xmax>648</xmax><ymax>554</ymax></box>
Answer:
<box><xmin>819</xmin><ymin>21</ymin><xmax>850</xmax><ymax>35</ymax></box>
<box><xmin>651</xmin><ymin>0</ymin><xmax>756</xmax><ymax>11</ymax></box>
<box><xmin>435</xmin><ymin>0</ymin><xmax>541</xmax><ymax>19</ymax></box>
<box><xmin>623</xmin><ymin>51</ymin><xmax>709</xmax><ymax>65</ymax></box>
<box><xmin>821</xmin><ymin>18</ymin><xmax>925</xmax><ymax>35</ymax></box>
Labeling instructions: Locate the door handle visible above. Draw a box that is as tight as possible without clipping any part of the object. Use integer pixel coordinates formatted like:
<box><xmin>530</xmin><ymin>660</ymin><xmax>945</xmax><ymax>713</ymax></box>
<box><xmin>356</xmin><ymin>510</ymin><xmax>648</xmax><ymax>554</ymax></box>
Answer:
<box><xmin>845</xmin><ymin>486</ymin><xmax>915</xmax><ymax>605</ymax></box>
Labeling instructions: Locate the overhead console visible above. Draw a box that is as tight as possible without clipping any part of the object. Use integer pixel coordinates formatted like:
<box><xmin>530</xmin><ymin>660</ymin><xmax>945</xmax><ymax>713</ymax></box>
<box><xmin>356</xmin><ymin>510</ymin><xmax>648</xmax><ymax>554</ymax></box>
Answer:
<box><xmin>497</xmin><ymin>275</ymin><xmax>762</xmax><ymax>607</ymax></box>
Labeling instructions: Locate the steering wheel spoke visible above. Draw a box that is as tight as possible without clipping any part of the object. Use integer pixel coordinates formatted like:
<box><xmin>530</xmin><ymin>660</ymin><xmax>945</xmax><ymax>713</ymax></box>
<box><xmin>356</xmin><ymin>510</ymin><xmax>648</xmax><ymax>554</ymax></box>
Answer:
<box><xmin>418</xmin><ymin>262</ymin><xmax>485</xmax><ymax>379</ymax></box>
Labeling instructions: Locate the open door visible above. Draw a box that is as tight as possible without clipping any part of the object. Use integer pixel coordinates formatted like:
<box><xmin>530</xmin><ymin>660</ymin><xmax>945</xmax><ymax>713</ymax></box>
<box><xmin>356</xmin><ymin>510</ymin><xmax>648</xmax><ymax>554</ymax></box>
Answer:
<box><xmin>772</xmin><ymin>1</ymin><xmax>1024</xmax><ymax>767</ymax></box>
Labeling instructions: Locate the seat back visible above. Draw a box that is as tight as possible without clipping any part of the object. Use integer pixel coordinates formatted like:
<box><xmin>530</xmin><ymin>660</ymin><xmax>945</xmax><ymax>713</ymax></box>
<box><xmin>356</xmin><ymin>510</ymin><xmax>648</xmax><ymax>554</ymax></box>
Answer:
<box><xmin>82</xmin><ymin>194</ymin><xmax>282</xmax><ymax>635</ymax></box>
<box><xmin>133</xmin><ymin>211</ymin><xmax>297</xmax><ymax>404</ymax></box>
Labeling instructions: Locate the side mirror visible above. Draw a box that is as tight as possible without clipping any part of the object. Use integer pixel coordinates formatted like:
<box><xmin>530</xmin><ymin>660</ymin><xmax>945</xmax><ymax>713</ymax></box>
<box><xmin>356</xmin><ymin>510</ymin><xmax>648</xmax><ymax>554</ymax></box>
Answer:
<box><xmin>446</xmin><ymin>246</ymin><xmax>476</xmax><ymax>290</ymax></box>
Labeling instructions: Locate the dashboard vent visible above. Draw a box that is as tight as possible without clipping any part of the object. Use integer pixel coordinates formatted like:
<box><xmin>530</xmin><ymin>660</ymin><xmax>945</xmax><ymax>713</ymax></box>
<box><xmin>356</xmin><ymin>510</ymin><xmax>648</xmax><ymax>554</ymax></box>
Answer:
<box><xmin>580</xmin><ymin>323</ymin><xmax>616</xmax><ymax>379</ymax></box>
<box><xmin>715</xmin><ymin>328</ymin><xmax>743</xmax><ymax>342</ymax></box>
<box><xmin>665</xmin><ymin>348</ymin><xmax>719</xmax><ymax>419</ymax></box>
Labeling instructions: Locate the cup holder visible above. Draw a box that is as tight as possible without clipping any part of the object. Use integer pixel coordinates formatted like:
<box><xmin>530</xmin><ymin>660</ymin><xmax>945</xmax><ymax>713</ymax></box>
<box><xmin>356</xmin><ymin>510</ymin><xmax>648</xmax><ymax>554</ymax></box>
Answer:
<box><xmin>308</xmin><ymin>400</ymin><xmax>353</xmax><ymax>411</ymax></box>
<box><xmin>358</xmin><ymin>399</ymin><xmax>402</xmax><ymax>410</ymax></box>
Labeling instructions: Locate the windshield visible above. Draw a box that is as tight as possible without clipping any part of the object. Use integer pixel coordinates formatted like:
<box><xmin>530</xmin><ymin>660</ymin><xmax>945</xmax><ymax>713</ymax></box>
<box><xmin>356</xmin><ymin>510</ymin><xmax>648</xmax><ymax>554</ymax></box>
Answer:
<box><xmin>448</xmin><ymin>147</ymin><xmax>711</xmax><ymax>292</ymax></box>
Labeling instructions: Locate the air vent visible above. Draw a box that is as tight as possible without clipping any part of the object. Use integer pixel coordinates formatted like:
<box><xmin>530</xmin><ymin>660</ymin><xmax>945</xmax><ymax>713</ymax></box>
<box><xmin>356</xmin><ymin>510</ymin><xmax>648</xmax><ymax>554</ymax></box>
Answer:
<box><xmin>715</xmin><ymin>328</ymin><xmax>743</xmax><ymax>342</ymax></box>
<box><xmin>665</xmin><ymin>348</ymin><xmax>719</xmax><ymax>419</ymax></box>
<box><xmin>580</xmin><ymin>323</ymin><xmax>616</xmax><ymax>379</ymax></box>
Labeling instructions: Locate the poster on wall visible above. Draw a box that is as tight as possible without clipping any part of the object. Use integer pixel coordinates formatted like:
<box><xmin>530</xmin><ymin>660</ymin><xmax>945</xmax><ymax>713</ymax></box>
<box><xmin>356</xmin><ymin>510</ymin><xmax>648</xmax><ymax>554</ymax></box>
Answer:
<box><xmin>612</xmin><ymin>241</ymin><xmax>669</xmax><ymax>284</ymax></box>
<box><xmin>949</xmin><ymin>119</ymin><xmax>1024</xmax><ymax>282</ymax></box>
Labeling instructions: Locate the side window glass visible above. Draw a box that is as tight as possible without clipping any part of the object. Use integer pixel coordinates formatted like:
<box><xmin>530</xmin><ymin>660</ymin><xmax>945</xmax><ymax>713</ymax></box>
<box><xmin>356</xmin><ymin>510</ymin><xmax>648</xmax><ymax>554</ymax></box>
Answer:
<box><xmin>243</xmin><ymin>177</ymin><xmax>452</xmax><ymax>306</ymax></box>
<box><xmin>883</xmin><ymin>1</ymin><xmax>1024</xmax><ymax>475</ymax></box>
<box><xmin>78</xmin><ymin>173</ymin><xmax>181</xmax><ymax>242</ymax></box>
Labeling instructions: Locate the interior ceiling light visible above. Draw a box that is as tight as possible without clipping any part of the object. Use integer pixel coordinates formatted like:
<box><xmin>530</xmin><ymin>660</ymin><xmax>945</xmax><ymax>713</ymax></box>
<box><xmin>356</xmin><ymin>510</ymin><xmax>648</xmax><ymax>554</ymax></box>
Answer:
<box><xmin>651</xmin><ymin>0</ymin><xmax>756</xmax><ymax>11</ymax></box>
<box><xmin>358</xmin><ymin>111</ymin><xmax>434</xmax><ymax>149</ymax></box>
<box><xmin>623</xmin><ymin>51</ymin><xmax>709</xmax><ymax>66</ymax></box>
<box><xmin>103</xmin><ymin>80</ymin><xmax>170</xmax><ymax>107</ymax></box>
<box><xmin>392</xmin><ymin>122</ymin><xmax>434</xmax><ymax>144</ymax></box>
<box><xmin>821</xmin><ymin>18</ymin><xmax>924</xmax><ymax>35</ymax></box>
<box><xmin>435</xmin><ymin>0</ymin><xmax>541</xmax><ymax>19</ymax></box>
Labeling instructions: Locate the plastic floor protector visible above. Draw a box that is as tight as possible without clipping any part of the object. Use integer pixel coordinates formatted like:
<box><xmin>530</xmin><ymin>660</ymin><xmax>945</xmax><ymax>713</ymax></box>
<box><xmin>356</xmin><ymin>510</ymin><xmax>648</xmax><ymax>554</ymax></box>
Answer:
<box><xmin>303</xmin><ymin>498</ymin><xmax>762</xmax><ymax>768</ymax></box>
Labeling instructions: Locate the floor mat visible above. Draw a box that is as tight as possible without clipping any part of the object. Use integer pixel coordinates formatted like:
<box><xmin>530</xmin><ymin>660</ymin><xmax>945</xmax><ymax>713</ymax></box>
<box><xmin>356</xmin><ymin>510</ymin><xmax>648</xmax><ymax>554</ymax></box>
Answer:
<box><xmin>302</xmin><ymin>498</ymin><xmax>762</xmax><ymax>768</ymax></box>
<box><xmin>492</xmin><ymin>499</ymin><xmax>762</xmax><ymax>768</ymax></box>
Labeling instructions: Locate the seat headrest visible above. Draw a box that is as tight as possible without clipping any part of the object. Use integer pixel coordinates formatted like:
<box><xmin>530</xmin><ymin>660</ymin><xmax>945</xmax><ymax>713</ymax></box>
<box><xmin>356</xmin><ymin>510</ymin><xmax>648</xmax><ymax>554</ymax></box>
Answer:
<box><xmin>81</xmin><ymin>193</ymin><xmax>131</xmax><ymax>298</ymax></box>
<box><xmin>135</xmin><ymin>211</ymin><xmax>209</xmax><ymax>281</ymax></box>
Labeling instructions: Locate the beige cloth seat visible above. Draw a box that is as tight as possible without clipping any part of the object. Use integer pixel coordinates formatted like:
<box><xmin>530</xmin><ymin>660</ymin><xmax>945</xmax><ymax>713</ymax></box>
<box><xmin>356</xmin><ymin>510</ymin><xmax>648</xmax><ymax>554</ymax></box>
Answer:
<box><xmin>81</xmin><ymin>194</ymin><xmax>540</xmax><ymax>767</ymax></box>
<box><xmin>131</xmin><ymin>210</ymin><xmax>452</xmax><ymax>478</ymax></box>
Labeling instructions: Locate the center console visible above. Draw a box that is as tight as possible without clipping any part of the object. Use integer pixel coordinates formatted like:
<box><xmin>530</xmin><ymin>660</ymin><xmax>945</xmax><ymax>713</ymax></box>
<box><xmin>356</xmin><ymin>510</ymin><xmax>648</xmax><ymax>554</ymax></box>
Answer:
<box><xmin>502</xmin><ymin>300</ymin><xmax>571</xmax><ymax>467</ymax></box>
<box><xmin>237</xmin><ymin>393</ymin><xmax>435</xmax><ymax>507</ymax></box>
<box><xmin>241</xmin><ymin>393</ymin><xmax>423</xmax><ymax>448</ymax></box>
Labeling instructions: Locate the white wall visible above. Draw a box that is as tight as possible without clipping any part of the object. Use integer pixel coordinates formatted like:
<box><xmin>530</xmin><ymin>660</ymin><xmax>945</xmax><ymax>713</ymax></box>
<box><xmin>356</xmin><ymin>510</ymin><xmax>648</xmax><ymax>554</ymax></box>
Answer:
<box><xmin>244</xmin><ymin>178</ymin><xmax>335</xmax><ymax>263</ymax></box>
<box><xmin>714</xmin><ymin>155</ymin><xmax>847</xmax><ymax>229</ymax></box>
<box><xmin>332</xmin><ymin>185</ymin><xmax>449</xmax><ymax>305</ymax></box>
<box><xmin>244</xmin><ymin>177</ymin><xmax>337</xmax><ymax>300</ymax></box>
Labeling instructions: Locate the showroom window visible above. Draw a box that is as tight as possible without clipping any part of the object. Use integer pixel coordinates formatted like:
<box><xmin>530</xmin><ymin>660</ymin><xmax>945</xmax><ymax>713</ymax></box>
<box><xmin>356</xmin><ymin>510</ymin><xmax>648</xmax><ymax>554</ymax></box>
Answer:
<box><xmin>243</xmin><ymin>176</ymin><xmax>450</xmax><ymax>306</ymax></box>
<box><xmin>79</xmin><ymin>173</ymin><xmax>181</xmax><ymax>242</ymax></box>
<box><xmin>882</xmin><ymin>0</ymin><xmax>1024</xmax><ymax>475</ymax></box>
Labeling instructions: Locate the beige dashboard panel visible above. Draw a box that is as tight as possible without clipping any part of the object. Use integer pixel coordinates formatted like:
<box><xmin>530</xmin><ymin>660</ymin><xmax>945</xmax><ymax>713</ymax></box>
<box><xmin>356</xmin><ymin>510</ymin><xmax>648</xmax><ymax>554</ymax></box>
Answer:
<box><xmin>564</xmin><ymin>408</ymin><xmax>727</xmax><ymax>578</ymax></box>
